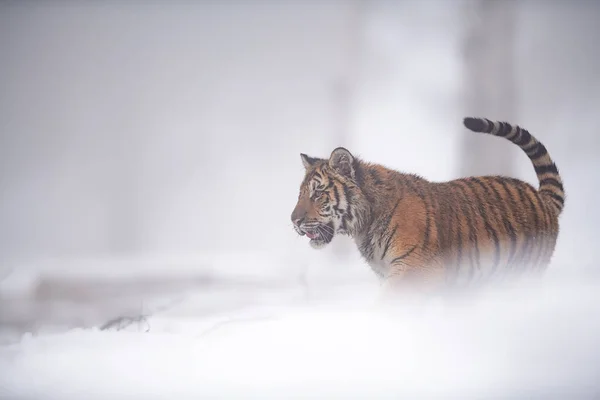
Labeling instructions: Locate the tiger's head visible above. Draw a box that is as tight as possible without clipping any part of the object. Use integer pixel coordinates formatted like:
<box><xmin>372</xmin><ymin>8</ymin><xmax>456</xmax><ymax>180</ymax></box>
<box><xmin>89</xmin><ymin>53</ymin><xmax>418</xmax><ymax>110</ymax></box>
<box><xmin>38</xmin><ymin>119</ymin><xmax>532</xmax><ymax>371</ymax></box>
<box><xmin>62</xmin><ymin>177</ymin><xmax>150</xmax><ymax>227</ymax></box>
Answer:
<box><xmin>291</xmin><ymin>147</ymin><xmax>370</xmax><ymax>249</ymax></box>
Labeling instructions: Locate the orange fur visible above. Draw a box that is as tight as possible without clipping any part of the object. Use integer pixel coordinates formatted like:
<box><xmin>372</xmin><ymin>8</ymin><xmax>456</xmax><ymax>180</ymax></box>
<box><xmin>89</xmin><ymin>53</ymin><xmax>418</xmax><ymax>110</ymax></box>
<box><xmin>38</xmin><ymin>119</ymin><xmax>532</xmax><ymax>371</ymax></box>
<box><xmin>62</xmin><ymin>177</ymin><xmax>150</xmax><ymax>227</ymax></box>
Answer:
<box><xmin>291</xmin><ymin>118</ymin><xmax>564</xmax><ymax>294</ymax></box>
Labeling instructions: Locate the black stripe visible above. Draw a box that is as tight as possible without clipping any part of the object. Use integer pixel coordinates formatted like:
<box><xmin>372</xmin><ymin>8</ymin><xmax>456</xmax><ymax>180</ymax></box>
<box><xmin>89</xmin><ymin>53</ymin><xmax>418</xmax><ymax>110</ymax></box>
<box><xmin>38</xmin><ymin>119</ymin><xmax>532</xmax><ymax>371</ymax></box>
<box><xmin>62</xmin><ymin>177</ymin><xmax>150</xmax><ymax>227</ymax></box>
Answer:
<box><xmin>513</xmin><ymin>128</ymin><xmax>532</xmax><ymax>146</ymax></box>
<box><xmin>455</xmin><ymin>202</ymin><xmax>467</xmax><ymax>281</ymax></box>
<box><xmin>359</xmin><ymin>233</ymin><xmax>376</xmax><ymax>261</ymax></box>
<box><xmin>346</xmin><ymin>208</ymin><xmax>354</xmax><ymax>222</ymax></box>
<box><xmin>534</xmin><ymin>163</ymin><xmax>558</xmax><ymax>176</ymax></box>
<box><xmin>450</xmin><ymin>182</ymin><xmax>472</xmax><ymax>274</ymax></box>
<box><xmin>354</xmin><ymin>164</ymin><xmax>367</xmax><ymax>187</ymax></box>
<box><xmin>460</xmin><ymin>186</ymin><xmax>480</xmax><ymax>274</ymax></box>
<box><xmin>422</xmin><ymin>195</ymin><xmax>432</xmax><ymax>249</ymax></box>
<box><xmin>428</xmin><ymin>192</ymin><xmax>452</xmax><ymax>278</ymax></box>
<box><xmin>523</xmin><ymin>141</ymin><xmax>538</xmax><ymax>153</ymax></box>
<box><xmin>547</xmin><ymin>196</ymin><xmax>563</xmax><ymax>210</ymax></box>
<box><xmin>539</xmin><ymin>177</ymin><xmax>564</xmax><ymax>192</ymax></box>
<box><xmin>379</xmin><ymin>199</ymin><xmax>401</xmax><ymax>247</ymax></box>
<box><xmin>541</xmin><ymin>191</ymin><xmax>565</xmax><ymax>207</ymax></box>
<box><xmin>333</xmin><ymin>184</ymin><xmax>340</xmax><ymax>204</ymax></box>
<box><xmin>535</xmin><ymin>194</ymin><xmax>552</xmax><ymax>269</ymax></box>
<box><xmin>511</xmin><ymin>182</ymin><xmax>534</xmax><ymax>270</ymax></box>
<box><xmin>474</xmin><ymin>178</ymin><xmax>518</xmax><ymax>268</ymax></box>
<box><xmin>521</xmin><ymin>184</ymin><xmax>544</xmax><ymax>268</ymax></box>
<box><xmin>340</xmin><ymin>180</ymin><xmax>354</xmax><ymax>227</ymax></box>
<box><xmin>402</xmin><ymin>178</ymin><xmax>418</xmax><ymax>195</ymax></box>
<box><xmin>403</xmin><ymin>179</ymin><xmax>431</xmax><ymax>249</ymax></box>
<box><xmin>483</xmin><ymin>118</ymin><xmax>494</xmax><ymax>132</ymax></box>
<box><xmin>354</xmin><ymin>165</ymin><xmax>376</xmax><ymax>206</ymax></box>
<box><xmin>524</xmin><ymin>141</ymin><xmax>539</xmax><ymax>156</ymax></box>
<box><xmin>463</xmin><ymin>179</ymin><xmax>501</xmax><ymax>273</ymax></box>
<box><xmin>370</xmin><ymin>169</ymin><xmax>384</xmax><ymax>186</ymax></box>
<box><xmin>505</xmin><ymin>123</ymin><xmax>519</xmax><ymax>140</ymax></box>
<box><xmin>381</xmin><ymin>225</ymin><xmax>398</xmax><ymax>260</ymax></box>
<box><xmin>332</xmin><ymin>184</ymin><xmax>340</xmax><ymax>212</ymax></box>
<box><xmin>450</xmin><ymin>182</ymin><xmax>480</xmax><ymax>274</ymax></box>
<box><xmin>435</xmin><ymin>192</ymin><xmax>450</xmax><ymax>269</ymax></box>
<box><xmin>419</xmin><ymin>192</ymin><xmax>432</xmax><ymax>249</ymax></box>
<box><xmin>528</xmin><ymin>143</ymin><xmax>548</xmax><ymax>160</ymax></box>
<box><xmin>342</xmin><ymin>183</ymin><xmax>351</xmax><ymax>203</ymax></box>
<box><xmin>537</xmin><ymin>188</ymin><xmax>551</xmax><ymax>268</ymax></box>
<box><xmin>495</xmin><ymin>178</ymin><xmax>522</xmax><ymax>268</ymax></box>
<box><xmin>390</xmin><ymin>245</ymin><xmax>417</xmax><ymax>265</ymax></box>
<box><xmin>497</xmin><ymin>122</ymin><xmax>512</xmax><ymax>137</ymax></box>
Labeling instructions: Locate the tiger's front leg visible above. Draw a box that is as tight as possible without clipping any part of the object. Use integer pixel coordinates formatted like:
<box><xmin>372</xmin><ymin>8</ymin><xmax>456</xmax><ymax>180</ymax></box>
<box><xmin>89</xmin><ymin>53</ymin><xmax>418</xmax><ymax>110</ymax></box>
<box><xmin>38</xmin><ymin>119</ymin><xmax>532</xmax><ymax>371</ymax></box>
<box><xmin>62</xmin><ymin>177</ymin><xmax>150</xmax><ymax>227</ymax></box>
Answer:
<box><xmin>378</xmin><ymin>251</ymin><xmax>445</xmax><ymax>303</ymax></box>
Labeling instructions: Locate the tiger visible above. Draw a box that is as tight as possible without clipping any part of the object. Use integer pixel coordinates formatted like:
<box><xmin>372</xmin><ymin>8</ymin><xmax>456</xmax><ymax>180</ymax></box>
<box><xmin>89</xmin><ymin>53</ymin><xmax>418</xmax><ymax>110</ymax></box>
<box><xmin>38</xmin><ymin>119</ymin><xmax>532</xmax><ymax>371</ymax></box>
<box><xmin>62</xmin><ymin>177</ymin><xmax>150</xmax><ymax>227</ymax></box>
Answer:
<box><xmin>291</xmin><ymin>117</ymin><xmax>564</xmax><ymax>294</ymax></box>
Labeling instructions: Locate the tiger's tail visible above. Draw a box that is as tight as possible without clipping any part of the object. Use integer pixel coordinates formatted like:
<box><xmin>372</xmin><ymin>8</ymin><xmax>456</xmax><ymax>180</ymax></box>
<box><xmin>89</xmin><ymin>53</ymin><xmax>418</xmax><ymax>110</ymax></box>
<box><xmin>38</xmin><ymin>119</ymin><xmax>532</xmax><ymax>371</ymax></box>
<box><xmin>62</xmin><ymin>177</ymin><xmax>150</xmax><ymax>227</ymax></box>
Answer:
<box><xmin>463</xmin><ymin>117</ymin><xmax>565</xmax><ymax>215</ymax></box>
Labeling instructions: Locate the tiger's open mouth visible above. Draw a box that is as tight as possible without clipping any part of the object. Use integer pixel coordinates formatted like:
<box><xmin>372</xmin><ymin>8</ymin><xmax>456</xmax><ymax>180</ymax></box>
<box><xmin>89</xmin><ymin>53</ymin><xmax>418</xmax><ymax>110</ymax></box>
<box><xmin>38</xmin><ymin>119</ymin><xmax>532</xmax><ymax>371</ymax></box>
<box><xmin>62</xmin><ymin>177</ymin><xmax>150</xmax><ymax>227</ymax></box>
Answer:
<box><xmin>298</xmin><ymin>221</ymin><xmax>335</xmax><ymax>246</ymax></box>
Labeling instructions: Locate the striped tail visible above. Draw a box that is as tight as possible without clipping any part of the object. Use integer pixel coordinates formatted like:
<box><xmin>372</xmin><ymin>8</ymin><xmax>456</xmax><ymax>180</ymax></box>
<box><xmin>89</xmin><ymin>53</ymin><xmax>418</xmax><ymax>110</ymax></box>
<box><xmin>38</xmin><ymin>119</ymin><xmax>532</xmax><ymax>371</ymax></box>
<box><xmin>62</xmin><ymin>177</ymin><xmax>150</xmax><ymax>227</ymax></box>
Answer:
<box><xmin>463</xmin><ymin>117</ymin><xmax>565</xmax><ymax>215</ymax></box>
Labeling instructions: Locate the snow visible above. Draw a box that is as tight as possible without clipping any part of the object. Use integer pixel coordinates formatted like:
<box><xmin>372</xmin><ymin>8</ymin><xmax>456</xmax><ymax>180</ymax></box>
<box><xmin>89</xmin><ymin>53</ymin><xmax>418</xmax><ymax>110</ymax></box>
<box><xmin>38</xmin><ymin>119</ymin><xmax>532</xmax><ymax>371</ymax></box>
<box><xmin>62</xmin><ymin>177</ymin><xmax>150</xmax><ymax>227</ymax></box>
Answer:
<box><xmin>1</xmin><ymin>1</ymin><xmax>600</xmax><ymax>399</ymax></box>
<box><xmin>1</xmin><ymin>264</ymin><xmax>600</xmax><ymax>399</ymax></box>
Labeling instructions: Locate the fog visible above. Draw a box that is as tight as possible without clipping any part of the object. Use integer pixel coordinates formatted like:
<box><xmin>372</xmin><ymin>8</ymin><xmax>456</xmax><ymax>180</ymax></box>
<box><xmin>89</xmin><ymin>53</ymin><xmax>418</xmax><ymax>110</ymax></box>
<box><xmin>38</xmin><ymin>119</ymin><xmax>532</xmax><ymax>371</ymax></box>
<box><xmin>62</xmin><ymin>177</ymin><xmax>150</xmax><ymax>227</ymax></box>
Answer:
<box><xmin>1</xmin><ymin>1</ymin><xmax>600</xmax><ymax>398</ymax></box>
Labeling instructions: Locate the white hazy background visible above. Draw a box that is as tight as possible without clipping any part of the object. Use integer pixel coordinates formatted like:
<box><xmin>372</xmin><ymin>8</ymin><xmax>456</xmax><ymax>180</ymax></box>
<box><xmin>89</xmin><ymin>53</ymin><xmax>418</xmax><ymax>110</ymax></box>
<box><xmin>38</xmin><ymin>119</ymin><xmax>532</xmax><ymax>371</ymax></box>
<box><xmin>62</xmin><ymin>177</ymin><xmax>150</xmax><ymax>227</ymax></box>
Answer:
<box><xmin>1</xmin><ymin>1</ymin><xmax>600</xmax><ymax>399</ymax></box>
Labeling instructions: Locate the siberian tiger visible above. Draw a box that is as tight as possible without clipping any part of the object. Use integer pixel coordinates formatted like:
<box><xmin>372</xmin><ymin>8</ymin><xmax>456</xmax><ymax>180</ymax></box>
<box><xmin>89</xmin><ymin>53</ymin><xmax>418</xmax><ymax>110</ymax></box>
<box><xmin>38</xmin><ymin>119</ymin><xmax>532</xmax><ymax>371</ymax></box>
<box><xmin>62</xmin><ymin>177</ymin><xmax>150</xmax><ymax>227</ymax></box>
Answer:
<box><xmin>291</xmin><ymin>117</ymin><xmax>564</xmax><ymax>293</ymax></box>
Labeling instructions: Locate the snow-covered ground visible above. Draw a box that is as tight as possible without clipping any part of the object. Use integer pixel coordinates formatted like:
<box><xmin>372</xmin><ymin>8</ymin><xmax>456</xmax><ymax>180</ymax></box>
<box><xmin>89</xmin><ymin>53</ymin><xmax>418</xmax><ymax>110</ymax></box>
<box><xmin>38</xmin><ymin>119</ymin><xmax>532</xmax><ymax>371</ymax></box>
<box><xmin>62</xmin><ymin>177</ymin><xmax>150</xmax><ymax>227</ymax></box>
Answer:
<box><xmin>1</xmin><ymin>256</ymin><xmax>600</xmax><ymax>399</ymax></box>
<box><xmin>2</xmin><ymin>1</ymin><xmax>600</xmax><ymax>399</ymax></box>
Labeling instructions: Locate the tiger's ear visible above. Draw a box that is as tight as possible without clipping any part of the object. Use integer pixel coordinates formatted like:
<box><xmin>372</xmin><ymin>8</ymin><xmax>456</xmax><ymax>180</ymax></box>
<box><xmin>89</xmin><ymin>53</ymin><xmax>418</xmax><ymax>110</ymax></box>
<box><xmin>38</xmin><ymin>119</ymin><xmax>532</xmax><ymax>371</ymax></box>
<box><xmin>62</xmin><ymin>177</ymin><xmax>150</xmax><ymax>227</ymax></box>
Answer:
<box><xmin>329</xmin><ymin>147</ymin><xmax>355</xmax><ymax>179</ymax></box>
<box><xmin>300</xmin><ymin>153</ymin><xmax>320</xmax><ymax>170</ymax></box>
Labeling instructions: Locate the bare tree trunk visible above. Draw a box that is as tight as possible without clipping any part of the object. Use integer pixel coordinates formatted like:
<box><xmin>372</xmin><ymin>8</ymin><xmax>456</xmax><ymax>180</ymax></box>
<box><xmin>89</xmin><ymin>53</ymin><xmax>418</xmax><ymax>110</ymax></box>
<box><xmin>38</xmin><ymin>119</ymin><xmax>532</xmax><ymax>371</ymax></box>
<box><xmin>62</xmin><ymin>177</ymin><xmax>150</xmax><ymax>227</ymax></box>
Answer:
<box><xmin>330</xmin><ymin>0</ymin><xmax>366</xmax><ymax>262</ymax></box>
<box><xmin>460</xmin><ymin>0</ymin><xmax>518</xmax><ymax>178</ymax></box>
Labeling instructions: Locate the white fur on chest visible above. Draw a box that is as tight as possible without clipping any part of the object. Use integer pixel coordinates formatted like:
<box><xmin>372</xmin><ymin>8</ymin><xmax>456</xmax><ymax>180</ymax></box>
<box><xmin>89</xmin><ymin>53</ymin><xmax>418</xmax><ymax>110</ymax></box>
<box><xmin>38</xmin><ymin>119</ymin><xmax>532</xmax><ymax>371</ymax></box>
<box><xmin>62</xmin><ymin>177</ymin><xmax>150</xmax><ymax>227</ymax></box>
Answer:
<box><xmin>354</xmin><ymin>234</ymin><xmax>391</xmax><ymax>279</ymax></box>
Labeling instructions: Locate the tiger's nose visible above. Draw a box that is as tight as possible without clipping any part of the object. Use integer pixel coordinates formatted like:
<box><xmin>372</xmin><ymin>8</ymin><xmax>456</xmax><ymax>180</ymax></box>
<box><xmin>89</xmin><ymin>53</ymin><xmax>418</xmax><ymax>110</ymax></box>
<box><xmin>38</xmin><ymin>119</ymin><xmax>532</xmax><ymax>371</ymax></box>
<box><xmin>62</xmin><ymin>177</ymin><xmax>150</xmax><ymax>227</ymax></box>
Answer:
<box><xmin>291</xmin><ymin>207</ymin><xmax>306</xmax><ymax>226</ymax></box>
<box><xmin>292</xmin><ymin>203</ymin><xmax>306</xmax><ymax>226</ymax></box>
<box><xmin>293</xmin><ymin>217</ymin><xmax>305</xmax><ymax>227</ymax></box>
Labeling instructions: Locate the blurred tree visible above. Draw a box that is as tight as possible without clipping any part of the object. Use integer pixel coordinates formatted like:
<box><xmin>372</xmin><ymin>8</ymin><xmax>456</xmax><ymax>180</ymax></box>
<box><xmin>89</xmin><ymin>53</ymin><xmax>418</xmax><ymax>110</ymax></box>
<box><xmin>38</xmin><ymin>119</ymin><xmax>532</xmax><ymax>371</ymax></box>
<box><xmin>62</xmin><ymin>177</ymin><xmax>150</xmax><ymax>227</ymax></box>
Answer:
<box><xmin>329</xmin><ymin>0</ymin><xmax>366</xmax><ymax>262</ymax></box>
<box><xmin>460</xmin><ymin>0</ymin><xmax>518</xmax><ymax>178</ymax></box>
